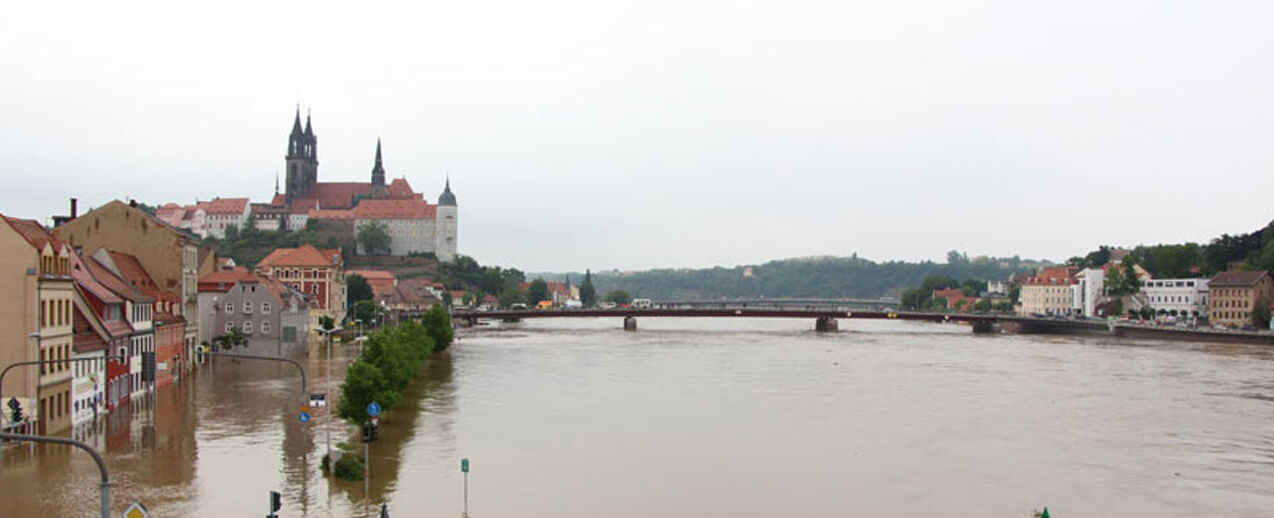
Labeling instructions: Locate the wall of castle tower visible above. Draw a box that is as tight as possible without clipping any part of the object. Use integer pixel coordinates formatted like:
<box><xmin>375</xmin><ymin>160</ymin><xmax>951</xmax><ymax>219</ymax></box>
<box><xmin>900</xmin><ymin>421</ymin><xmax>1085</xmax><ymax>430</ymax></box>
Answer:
<box><xmin>434</xmin><ymin>205</ymin><xmax>457</xmax><ymax>262</ymax></box>
<box><xmin>354</xmin><ymin>217</ymin><xmax>434</xmax><ymax>256</ymax></box>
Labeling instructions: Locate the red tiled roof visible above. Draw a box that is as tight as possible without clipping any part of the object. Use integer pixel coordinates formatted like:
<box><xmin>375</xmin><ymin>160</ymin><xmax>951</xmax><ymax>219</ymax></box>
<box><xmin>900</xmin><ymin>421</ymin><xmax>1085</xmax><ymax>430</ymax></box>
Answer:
<box><xmin>73</xmin><ymin>306</ymin><xmax>109</xmax><ymax>353</ymax></box>
<box><xmin>1210</xmin><ymin>270</ymin><xmax>1270</xmax><ymax>287</ymax></box>
<box><xmin>108</xmin><ymin>251</ymin><xmax>158</xmax><ymax>293</ymax></box>
<box><xmin>3</xmin><ymin>215</ymin><xmax>65</xmax><ymax>251</ymax></box>
<box><xmin>71</xmin><ymin>253</ymin><xmax>123</xmax><ymax>305</ymax></box>
<box><xmin>309</xmin><ymin>182</ymin><xmax>371</xmax><ymax>209</ymax></box>
<box><xmin>1023</xmin><ymin>266</ymin><xmax>1078</xmax><ymax>286</ymax></box>
<box><xmin>353</xmin><ymin>199</ymin><xmax>435</xmax><ymax>219</ymax></box>
<box><xmin>85</xmin><ymin>256</ymin><xmax>153</xmax><ymax>303</ymax></box>
<box><xmin>256</xmin><ymin>244</ymin><xmax>342</xmax><ymax>268</ymax></box>
<box><xmin>198</xmin><ymin>268</ymin><xmax>258</xmax><ymax>292</ymax></box>
<box><xmin>386</xmin><ymin>178</ymin><xmax>422</xmax><ymax>199</ymax></box>
<box><xmin>206</xmin><ymin>197</ymin><xmax>250</xmax><ymax>215</ymax></box>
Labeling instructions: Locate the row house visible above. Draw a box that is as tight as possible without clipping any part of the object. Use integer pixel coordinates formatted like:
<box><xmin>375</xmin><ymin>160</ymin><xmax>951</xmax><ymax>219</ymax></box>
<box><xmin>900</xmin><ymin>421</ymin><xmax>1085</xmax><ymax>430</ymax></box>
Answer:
<box><xmin>1017</xmin><ymin>266</ymin><xmax>1078</xmax><ymax>317</ymax></box>
<box><xmin>255</xmin><ymin>244</ymin><xmax>346</xmax><ymax>333</ymax></box>
<box><xmin>56</xmin><ymin>199</ymin><xmax>217</xmax><ymax>375</ymax></box>
<box><xmin>107</xmin><ymin>250</ymin><xmax>187</xmax><ymax>386</ymax></box>
<box><xmin>70</xmin><ymin>251</ymin><xmax>133</xmax><ymax>413</ymax></box>
<box><xmin>1207</xmin><ymin>270</ymin><xmax>1273</xmax><ymax>328</ymax></box>
<box><xmin>0</xmin><ymin>215</ymin><xmax>75</xmax><ymax>435</ymax></box>
<box><xmin>70</xmin><ymin>295</ymin><xmax>108</xmax><ymax>431</ymax></box>
<box><xmin>83</xmin><ymin>250</ymin><xmax>154</xmax><ymax>399</ymax></box>
<box><xmin>197</xmin><ymin>269</ymin><xmax>312</xmax><ymax>357</ymax></box>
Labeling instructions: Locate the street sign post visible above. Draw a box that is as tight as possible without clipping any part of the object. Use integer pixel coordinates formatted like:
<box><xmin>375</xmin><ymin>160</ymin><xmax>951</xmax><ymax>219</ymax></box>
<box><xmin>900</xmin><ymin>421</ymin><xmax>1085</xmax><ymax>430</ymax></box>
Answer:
<box><xmin>367</xmin><ymin>401</ymin><xmax>381</xmax><ymax>417</ymax></box>
<box><xmin>461</xmin><ymin>458</ymin><xmax>470</xmax><ymax>515</ymax></box>
<box><xmin>298</xmin><ymin>412</ymin><xmax>311</xmax><ymax>424</ymax></box>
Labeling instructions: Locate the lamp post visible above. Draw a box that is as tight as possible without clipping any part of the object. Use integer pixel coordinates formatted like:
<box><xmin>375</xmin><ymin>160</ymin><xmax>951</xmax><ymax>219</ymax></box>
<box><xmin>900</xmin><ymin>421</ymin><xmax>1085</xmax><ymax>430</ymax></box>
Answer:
<box><xmin>314</xmin><ymin>325</ymin><xmax>342</xmax><ymax>465</ymax></box>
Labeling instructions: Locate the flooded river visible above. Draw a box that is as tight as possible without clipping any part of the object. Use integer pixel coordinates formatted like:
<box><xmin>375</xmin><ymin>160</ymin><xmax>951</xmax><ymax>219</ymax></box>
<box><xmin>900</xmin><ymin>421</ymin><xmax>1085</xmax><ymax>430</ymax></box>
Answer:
<box><xmin>3</xmin><ymin>318</ymin><xmax>1273</xmax><ymax>517</ymax></box>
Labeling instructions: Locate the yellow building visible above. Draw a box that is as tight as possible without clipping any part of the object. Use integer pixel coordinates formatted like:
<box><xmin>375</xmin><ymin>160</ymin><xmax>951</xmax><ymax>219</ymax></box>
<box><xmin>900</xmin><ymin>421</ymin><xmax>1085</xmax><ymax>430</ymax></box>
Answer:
<box><xmin>1</xmin><ymin>215</ymin><xmax>75</xmax><ymax>434</ymax></box>
<box><xmin>1017</xmin><ymin>266</ymin><xmax>1078</xmax><ymax>317</ymax></box>
<box><xmin>1207</xmin><ymin>270</ymin><xmax>1272</xmax><ymax>328</ymax></box>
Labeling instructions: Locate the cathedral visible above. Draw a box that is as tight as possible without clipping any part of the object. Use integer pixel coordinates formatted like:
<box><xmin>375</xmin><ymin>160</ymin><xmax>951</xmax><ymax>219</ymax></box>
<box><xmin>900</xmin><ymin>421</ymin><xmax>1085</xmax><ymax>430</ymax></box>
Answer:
<box><xmin>258</xmin><ymin>109</ymin><xmax>458</xmax><ymax>260</ymax></box>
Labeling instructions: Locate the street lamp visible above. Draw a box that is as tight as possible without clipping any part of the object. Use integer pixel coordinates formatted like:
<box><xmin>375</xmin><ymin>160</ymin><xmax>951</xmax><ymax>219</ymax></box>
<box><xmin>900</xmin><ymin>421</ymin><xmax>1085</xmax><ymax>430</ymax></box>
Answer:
<box><xmin>314</xmin><ymin>325</ymin><xmax>342</xmax><ymax>467</ymax></box>
<box><xmin>354</xmin><ymin>319</ymin><xmax>363</xmax><ymax>337</ymax></box>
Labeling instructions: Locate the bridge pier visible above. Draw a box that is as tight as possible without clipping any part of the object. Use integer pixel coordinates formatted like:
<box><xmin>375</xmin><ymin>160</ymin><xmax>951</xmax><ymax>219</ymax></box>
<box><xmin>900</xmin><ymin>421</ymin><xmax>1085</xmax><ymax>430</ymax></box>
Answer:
<box><xmin>971</xmin><ymin>320</ymin><xmax>997</xmax><ymax>334</ymax></box>
<box><xmin>623</xmin><ymin>316</ymin><xmax>638</xmax><ymax>331</ymax></box>
<box><xmin>815</xmin><ymin>316</ymin><xmax>839</xmax><ymax>332</ymax></box>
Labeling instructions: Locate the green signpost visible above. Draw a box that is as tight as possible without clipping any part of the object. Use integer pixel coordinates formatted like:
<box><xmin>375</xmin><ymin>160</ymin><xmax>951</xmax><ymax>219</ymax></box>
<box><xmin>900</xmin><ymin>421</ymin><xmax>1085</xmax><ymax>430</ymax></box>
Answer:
<box><xmin>461</xmin><ymin>458</ymin><xmax>470</xmax><ymax>516</ymax></box>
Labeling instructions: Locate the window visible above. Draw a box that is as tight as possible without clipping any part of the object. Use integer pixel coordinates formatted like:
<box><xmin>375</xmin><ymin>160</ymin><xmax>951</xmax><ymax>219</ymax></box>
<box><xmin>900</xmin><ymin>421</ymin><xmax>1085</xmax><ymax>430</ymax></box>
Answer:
<box><xmin>225</xmin><ymin>321</ymin><xmax>234</xmax><ymax>333</ymax></box>
<box><xmin>244</xmin><ymin>301</ymin><xmax>253</xmax><ymax>314</ymax></box>
<box><xmin>261</xmin><ymin>321</ymin><xmax>270</xmax><ymax>334</ymax></box>
<box><xmin>225</xmin><ymin>302</ymin><xmax>234</xmax><ymax>313</ymax></box>
<box><xmin>262</xmin><ymin>302</ymin><xmax>271</xmax><ymax>314</ymax></box>
<box><xmin>243</xmin><ymin>321</ymin><xmax>253</xmax><ymax>334</ymax></box>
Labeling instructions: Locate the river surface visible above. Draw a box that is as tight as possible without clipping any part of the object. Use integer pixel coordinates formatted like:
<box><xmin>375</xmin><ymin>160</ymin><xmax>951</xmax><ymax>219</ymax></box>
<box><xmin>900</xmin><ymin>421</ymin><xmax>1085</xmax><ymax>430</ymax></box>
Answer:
<box><xmin>3</xmin><ymin>318</ymin><xmax>1273</xmax><ymax>517</ymax></box>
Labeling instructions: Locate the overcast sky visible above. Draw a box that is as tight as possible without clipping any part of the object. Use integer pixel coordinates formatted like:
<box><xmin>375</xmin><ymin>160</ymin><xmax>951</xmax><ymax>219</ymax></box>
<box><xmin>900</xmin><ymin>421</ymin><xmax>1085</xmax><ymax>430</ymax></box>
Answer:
<box><xmin>3</xmin><ymin>1</ymin><xmax>1273</xmax><ymax>272</ymax></box>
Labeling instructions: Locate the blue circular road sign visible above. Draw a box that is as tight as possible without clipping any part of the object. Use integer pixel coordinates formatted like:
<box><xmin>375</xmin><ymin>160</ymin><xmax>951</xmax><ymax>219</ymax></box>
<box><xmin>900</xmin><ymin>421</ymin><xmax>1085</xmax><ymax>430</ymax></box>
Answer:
<box><xmin>298</xmin><ymin>411</ymin><xmax>311</xmax><ymax>423</ymax></box>
<box><xmin>367</xmin><ymin>401</ymin><xmax>381</xmax><ymax>417</ymax></box>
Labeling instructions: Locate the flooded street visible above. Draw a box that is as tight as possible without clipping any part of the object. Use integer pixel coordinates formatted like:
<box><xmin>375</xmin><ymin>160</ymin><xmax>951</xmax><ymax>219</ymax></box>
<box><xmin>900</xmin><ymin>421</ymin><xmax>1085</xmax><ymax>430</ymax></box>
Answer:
<box><xmin>4</xmin><ymin>318</ymin><xmax>1274</xmax><ymax>517</ymax></box>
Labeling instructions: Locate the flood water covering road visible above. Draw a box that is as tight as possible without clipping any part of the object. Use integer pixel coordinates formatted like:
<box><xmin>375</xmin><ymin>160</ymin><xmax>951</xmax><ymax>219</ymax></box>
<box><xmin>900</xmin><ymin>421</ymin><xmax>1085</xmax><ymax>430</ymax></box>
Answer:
<box><xmin>3</xmin><ymin>318</ymin><xmax>1273</xmax><ymax>517</ymax></box>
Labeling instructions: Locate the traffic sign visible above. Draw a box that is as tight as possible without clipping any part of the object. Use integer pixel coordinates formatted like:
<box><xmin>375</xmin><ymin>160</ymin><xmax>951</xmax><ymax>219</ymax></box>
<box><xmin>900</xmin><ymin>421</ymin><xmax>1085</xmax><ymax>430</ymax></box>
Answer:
<box><xmin>461</xmin><ymin>458</ymin><xmax>469</xmax><ymax>473</ymax></box>
<box><xmin>124</xmin><ymin>501</ymin><xmax>150</xmax><ymax>518</ymax></box>
<box><xmin>367</xmin><ymin>401</ymin><xmax>381</xmax><ymax>417</ymax></box>
<box><xmin>298</xmin><ymin>411</ymin><xmax>311</xmax><ymax>424</ymax></box>
<box><xmin>310</xmin><ymin>393</ymin><xmax>327</xmax><ymax>407</ymax></box>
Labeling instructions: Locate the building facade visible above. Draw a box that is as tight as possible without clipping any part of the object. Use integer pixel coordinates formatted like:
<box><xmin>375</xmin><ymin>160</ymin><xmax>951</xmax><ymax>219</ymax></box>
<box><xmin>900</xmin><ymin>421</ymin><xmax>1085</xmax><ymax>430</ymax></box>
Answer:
<box><xmin>1071</xmin><ymin>268</ymin><xmax>1104</xmax><ymax>318</ymax></box>
<box><xmin>1207</xmin><ymin>270</ymin><xmax>1273</xmax><ymax>328</ymax></box>
<box><xmin>254</xmin><ymin>245</ymin><xmax>346</xmax><ymax>333</ymax></box>
<box><xmin>1018</xmin><ymin>266</ymin><xmax>1078</xmax><ymax>316</ymax></box>
<box><xmin>0</xmin><ymin>215</ymin><xmax>76</xmax><ymax>435</ymax></box>
<box><xmin>1143</xmin><ymin>278</ymin><xmax>1210</xmax><ymax>317</ymax></box>
<box><xmin>197</xmin><ymin>269</ymin><xmax>311</xmax><ymax>357</ymax></box>
<box><xmin>54</xmin><ymin>199</ymin><xmax>211</xmax><ymax>375</ymax></box>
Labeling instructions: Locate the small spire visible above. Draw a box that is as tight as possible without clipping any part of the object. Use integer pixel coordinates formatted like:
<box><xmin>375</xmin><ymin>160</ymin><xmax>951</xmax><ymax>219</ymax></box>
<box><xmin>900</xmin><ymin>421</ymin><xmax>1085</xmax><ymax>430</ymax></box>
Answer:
<box><xmin>304</xmin><ymin>108</ymin><xmax>313</xmax><ymax>136</ymax></box>
<box><xmin>375</xmin><ymin>138</ymin><xmax>383</xmax><ymax>167</ymax></box>
<box><xmin>290</xmin><ymin>105</ymin><xmax>303</xmax><ymax>135</ymax></box>
<box><xmin>275</xmin><ymin>173</ymin><xmax>280</xmax><ymax>195</ymax></box>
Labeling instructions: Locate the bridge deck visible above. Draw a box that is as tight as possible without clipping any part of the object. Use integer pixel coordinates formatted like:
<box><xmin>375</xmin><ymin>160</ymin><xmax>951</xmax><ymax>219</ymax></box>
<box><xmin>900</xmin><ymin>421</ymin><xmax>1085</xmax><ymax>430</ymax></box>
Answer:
<box><xmin>455</xmin><ymin>308</ymin><xmax>999</xmax><ymax>323</ymax></box>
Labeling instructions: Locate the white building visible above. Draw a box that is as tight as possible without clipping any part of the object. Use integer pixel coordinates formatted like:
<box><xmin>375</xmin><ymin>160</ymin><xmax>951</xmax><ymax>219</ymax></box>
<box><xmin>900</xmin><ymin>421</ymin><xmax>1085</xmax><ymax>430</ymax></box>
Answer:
<box><xmin>1143</xmin><ymin>278</ymin><xmax>1209</xmax><ymax>317</ymax></box>
<box><xmin>1071</xmin><ymin>268</ymin><xmax>1105</xmax><ymax>317</ymax></box>
<box><xmin>204</xmin><ymin>198</ymin><xmax>250</xmax><ymax>239</ymax></box>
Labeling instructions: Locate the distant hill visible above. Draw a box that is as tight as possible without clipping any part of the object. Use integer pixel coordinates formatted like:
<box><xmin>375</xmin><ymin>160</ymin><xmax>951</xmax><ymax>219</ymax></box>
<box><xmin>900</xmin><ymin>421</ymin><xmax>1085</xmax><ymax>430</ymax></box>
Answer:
<box><xmin>535</xmin><ymin>254</ymin><xmax>1049</xmax><ymax>301</ymax></box>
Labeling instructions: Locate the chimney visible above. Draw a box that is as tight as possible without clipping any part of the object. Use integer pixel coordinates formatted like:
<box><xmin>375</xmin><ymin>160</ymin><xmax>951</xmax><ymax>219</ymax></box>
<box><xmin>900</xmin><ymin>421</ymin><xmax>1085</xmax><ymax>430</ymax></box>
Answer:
<box><xmin>129</xmin><ymin>199</ymin><xmax>138</xmax><ymax>208</ymax></box>
<box><xmin>70</xmin><ymin>198</ymin><xmax>78</xmax><ymax>219</ymax></box>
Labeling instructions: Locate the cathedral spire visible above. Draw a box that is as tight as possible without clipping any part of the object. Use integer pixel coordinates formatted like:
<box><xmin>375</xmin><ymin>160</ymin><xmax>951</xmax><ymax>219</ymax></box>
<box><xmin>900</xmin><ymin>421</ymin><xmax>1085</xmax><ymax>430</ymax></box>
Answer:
<box><xmin>275</xmin><ymin>173</ymin><xmax>280</xmax><ymax>195</ymax></box>
<box><xmin>370</xmin><ymin>139</ymin><xmax>387</xmax><ymax>199</ymax></box>
<box><xmin>291</xmin><ymin>105</ymin><xmax>302</xmax><ymax>135</ymax></box>
<box><xmin>304</xmin><ymin>109</ymin><xmax>313</xmax><ymax>137</ymax></box>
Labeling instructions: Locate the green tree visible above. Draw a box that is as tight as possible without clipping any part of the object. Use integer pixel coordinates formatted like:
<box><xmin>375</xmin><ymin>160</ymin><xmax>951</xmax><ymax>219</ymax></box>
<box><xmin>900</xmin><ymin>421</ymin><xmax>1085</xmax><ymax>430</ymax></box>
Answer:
<box><xmin>1253</xmin><ymin>296</ymin><xmax>1272</xmax><ymax>328</ymax></box>
<box><xmin>357</xmin><ymin>221</ymin><xmax>392</xmax><ymax>255</ymax></box>
<box><xmin>354</xmin><ymin>300</ymin><xmax>380</xmax><ymax>325</ymax></box>
<box><xmin>499</xmin><ymin>286</ymin><xmax>527</xmax><ymax>307</ymax></box>
<box><xmin>972</xmin><ymin>299</ymin><xmax>993</xmax><ymax>313</ymax></box>
<box><xmin>579</xmin><ymin>270</ymin><xmax>597</xmax><ymax>307</ymax></box>
<box><xmin>347</xmin><ymin>274</ymin><xmax>373</xmax><ymax>307</ymax></box>
<box><xmin>527</xmin><ymin>279</ymin><xmax>550</xmax><ymax>305</ymax></box>
<box><xmin>604</xmin><ymin>289</ymin><xmax>633</xmax><ymax>305</ymax></box>
<box><xmin>338</xmin><ymin>361</ymin><xmax>396</xmax><ymax>421</ymax></box>
<box><xmin>318</xmin><ymin>315</ymin><xmax>335</xmax><ymax>332</ymax></box>
<box><xmin>423</xmin><ymin>304</ymin><xmax>455</xmax><ymax>352</ymax></box>
<box><xmin>212</xmin><ymin>327</ymin><xmax>246</xmax><ymax>351</ymax></box>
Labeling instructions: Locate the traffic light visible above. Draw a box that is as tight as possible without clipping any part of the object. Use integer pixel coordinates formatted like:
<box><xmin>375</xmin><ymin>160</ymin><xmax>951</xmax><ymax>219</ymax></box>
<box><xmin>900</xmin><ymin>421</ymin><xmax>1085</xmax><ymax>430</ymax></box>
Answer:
<box><xmin>370</xmin><ymin>421</ymin><xmax>379</xmax><ymax>442</ymax></box>
<box><xmin>269</xmin><ymin>490</ymin><xmax>282</xmax><ymax>516</ymax></box>
<box><xmin>362</xmin><ymin>422</ymin><xmax>372</xmax><ymax>443</ymax></box>
<box><xmin>7</xmin><ymin>397</ymin><xmax>22</xmax><ymax>423</ymax></box>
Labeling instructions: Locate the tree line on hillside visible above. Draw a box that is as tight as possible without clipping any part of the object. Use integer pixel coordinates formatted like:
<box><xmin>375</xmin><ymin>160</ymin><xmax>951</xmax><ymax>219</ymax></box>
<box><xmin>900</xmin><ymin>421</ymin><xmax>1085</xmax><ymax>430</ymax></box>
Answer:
<box><xmin>204</xmin><ymin>218</ymin><xmax>333</xmax><ymax>268</ymax></box>
<box><xmin>562</xmin><ymin>253</ymin><xmax>1046</xmax><ymax>301</ymax></box>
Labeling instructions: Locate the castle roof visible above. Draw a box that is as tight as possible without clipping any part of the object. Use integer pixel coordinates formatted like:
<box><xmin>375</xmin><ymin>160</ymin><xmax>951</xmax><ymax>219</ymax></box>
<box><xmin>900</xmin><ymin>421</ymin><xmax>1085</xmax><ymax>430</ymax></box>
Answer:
<box><xmin>308</xmin><ymin>182</ymin><xmax>371</xmax><ymax>209</ymax></box>
<box><xmin>353</xmin><ymin>199</ymin><xmax>435</xmax><ymax>219</ymax></box>
<box><xmin>438</xmin><ymin>177</ymin><xmax>457</xmax><ymax>206</ymax></box>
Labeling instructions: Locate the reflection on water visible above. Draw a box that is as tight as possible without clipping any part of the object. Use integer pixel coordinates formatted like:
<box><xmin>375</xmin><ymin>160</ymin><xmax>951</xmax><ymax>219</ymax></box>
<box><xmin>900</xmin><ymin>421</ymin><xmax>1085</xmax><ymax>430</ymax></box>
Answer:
<box><xmin>3</xmin><ymin>318</ymin><xmax>1274</xmax><ymax>517</ymax></box>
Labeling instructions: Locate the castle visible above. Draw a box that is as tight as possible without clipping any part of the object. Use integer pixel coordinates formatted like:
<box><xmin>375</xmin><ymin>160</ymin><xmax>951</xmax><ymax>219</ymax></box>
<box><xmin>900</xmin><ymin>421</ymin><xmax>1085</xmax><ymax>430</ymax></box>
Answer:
<box><xmin>158</xmin><ymin>109</ymin><xmax>458</xmax><ymax>260</ymax></box>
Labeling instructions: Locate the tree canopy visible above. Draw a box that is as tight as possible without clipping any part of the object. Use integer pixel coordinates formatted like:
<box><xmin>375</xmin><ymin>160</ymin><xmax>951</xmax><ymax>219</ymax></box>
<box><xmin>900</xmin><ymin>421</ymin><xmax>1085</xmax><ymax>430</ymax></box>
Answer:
<box><xmin>347</xmin><ymin>274</ymin><xmax>373</xmax><ymax>307</ymax></box>
<box><xmin>357</xmin><ymin>221</ymin><xmax>392</xmax><ymax>255</ymax></box>
<box><xmin>527</xmin><ymin>279</ymin><xmax>550</xmax><ymax>304</ymax></box>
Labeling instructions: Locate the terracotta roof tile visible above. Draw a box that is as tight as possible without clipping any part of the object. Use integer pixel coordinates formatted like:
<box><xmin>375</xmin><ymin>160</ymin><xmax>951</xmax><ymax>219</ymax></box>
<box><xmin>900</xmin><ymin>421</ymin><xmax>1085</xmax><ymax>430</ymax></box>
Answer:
<box><xmin>85</xmin><ymin>256</ymin><xmax>153</xmax><ymax>303</ymax></box>
<box><xmin>256</xmin><ymin>244</ymin><xmax>342</xmax><ymax>268</ymax></box>
<box><xmin>206</xmin><ymin>197</ymin><xmax>250</xmax><ymax>215</ymax></box>
<box><xmin>3</xmin><ymin>215</ymin><xmax>65</xmax><ymax>251</ymax></box>
<box><xmin>353</xmin><ymin>199</ymin><xmax>435</xmax><ymax>219</ymax></box>
<box><xmin>309</xmin><ymin>182</ymin><xmax>371</xmax><ymax>209</ymax></box>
